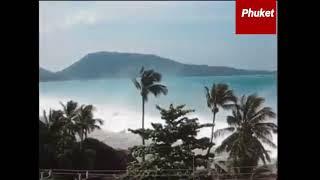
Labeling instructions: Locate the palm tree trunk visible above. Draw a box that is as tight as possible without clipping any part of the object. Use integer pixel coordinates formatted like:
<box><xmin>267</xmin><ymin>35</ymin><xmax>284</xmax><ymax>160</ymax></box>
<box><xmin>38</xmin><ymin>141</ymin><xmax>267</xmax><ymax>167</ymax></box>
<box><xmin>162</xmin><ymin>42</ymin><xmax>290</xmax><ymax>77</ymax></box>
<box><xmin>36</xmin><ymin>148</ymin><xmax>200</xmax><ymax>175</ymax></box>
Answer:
<box><xmin>142</xmin><ymin>96</ymin><xmax>145</xmax><ymax>162</ymax></box>
<box><xmin>142</xmin><ymin>96</ymin><xmax>145</xmax><ymax>145</ymax></box>
<box><xmin>206</xmin><ymin>111</ymin><xmax>216</xmax><ymax>157</ymax></box>
<box><xmin>79</xmin><ymin>130</ymin><xmax>83</xmax><ymax>151</ymax></box>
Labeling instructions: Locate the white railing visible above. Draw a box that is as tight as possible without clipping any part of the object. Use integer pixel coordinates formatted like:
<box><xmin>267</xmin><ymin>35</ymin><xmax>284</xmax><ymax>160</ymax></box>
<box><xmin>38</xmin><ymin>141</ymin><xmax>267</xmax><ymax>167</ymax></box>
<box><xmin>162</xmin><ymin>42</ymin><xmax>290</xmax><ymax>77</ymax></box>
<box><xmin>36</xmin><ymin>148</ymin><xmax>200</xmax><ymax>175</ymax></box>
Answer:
<box><xmin>39</xmin><ymin>167</ymin><xmax>277</xmax><ymax>180</ymax></box>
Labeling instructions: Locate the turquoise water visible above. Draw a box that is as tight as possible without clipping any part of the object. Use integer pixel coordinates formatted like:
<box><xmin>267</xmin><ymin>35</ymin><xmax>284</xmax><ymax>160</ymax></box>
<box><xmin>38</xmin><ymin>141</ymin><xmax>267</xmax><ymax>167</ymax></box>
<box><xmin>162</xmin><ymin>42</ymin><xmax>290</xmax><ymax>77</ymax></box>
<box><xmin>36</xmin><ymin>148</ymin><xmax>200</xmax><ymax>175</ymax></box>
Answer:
<box><xmin>39</xmin><ymin>74</ymin><xmax>277</xmax><ymax>132</ymax></box>
<box><xmin>39</xmin><ymin>74</ymin><xmax>277</xmax><ymax>156</ymax></box>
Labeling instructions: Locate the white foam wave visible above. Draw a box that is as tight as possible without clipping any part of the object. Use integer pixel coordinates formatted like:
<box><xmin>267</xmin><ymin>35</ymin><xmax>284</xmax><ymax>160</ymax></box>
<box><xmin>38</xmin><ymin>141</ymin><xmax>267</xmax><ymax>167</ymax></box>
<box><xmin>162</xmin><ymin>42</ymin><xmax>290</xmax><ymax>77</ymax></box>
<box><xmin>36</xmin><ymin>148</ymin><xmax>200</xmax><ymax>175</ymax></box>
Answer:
<box><xmin>39</xmin><ymin>95</ymin><xmax>277</xmax><ymax>158</ymax></box>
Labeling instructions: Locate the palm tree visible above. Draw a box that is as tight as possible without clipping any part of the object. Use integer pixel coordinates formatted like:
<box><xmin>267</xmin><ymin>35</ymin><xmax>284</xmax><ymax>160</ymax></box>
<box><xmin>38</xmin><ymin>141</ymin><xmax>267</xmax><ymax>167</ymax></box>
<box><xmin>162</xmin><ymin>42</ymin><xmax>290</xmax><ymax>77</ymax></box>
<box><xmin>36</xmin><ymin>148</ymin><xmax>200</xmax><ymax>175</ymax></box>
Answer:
<box><xmin>42</xmin><ymin>108</ymin><xmax>74</xmax><ymax>165</ymax></box>
<box><xmin>42</xmin><ymin>109</ymin><xmax>65</xmax><ymax>142</ymax></box>
<box><xmin>41</xmin><ymin>109</ymin><xmax>65</xmax><ymax>157</ymax></box>
<box><xmin>75</xmin><ymin>104</ymin><xmax>103</xmax><ymax>150</ymax></box>
<box><xmin>204</xmin><ymin>83</ymin><xmax>236</xmax><ymax>156</ymax></box>
<box><xmin>215</xmin><ymin>94</ymin><xmax>277</xmax><ymax>176</ymax></box>
<box><xmin>132</xmin><ymin>67</ymin><xmax>168</xmax><ymax>149</ymax></box>
<box><xmin>57</xmin><ymin>100</ymin><xmax>80</xmax><ymax>153</ymax></box>
<box><xmin>42</xmin><ymin>109</ymin><xmax>57</xmax><ymax>132</ymax></box>
<box><xmin>59</xmin><ymin>101</ymin><xmax>79</xmax><ymax>136</ymax></box>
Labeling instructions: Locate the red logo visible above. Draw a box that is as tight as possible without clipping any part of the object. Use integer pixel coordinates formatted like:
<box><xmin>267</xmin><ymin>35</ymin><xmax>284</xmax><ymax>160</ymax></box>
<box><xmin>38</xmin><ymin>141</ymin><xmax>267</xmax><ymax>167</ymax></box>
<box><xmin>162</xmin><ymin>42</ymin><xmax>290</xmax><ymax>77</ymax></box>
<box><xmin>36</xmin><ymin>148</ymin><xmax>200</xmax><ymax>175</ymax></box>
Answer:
<box><xmin>236</xmin><ymin>0</ymin><xmax>277</xmax><ymax>34</ymax></box>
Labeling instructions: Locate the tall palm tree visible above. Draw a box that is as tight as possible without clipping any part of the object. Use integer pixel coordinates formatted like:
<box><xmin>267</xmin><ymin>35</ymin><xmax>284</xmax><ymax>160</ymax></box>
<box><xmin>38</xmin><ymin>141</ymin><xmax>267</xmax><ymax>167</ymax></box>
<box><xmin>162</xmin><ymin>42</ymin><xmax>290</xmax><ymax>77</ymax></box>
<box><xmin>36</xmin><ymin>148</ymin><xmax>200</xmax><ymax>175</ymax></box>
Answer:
<box><xmin>42</xmin><ymin>109</ymin><xmax>57</xmax><ymax>131</ymax></box>
<box><xmin>215</xmin><ymin>94</ymin><xmax>277</xmax><ymax>175</ymax></box>
<box><xmin>42</xmin><ymin>108</ymin><xmax>74</xmax><ymax>162</ymax></box>
<box><xmin>204</xmin><ymin>83</ymin><xmax>236</xmax><ymax>156</ymax></box>
<box><xmin>132</xmin><ymin>67</ymin><xmax>168</xmax><ymax>147</ymax></box>
<box><xmin>41</xmin><ymin>109</ymin><xmax>65</xmax><ymax>168</ymax></box>
<box><xmin>75</xmin><ymin>104</ymin><xmax>103</xmax><ymax>150</ymax></box>
<box><xmin>42</xmin><ymin>109</ymin><xmax>65</xmax><ymax>141</ymax></box>
<box><xmin>59</xmin><ymin>101</ymin><xmax>79</xmax><ymax>145</ymax></box>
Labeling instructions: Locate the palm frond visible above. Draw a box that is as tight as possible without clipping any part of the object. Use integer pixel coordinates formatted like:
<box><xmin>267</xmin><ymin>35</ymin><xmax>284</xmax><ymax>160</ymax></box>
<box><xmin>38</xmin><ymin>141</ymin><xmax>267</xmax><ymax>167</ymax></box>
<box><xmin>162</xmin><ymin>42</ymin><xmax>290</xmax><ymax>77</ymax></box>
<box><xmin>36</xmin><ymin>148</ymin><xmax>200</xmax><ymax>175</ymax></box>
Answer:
<box><xmin>258</xmin><ymin>135</ymin><xmax>277</xmax><ymax>149</ymax></box>
<box><xmin>253</xmin><ymin>126</ymin><xmax>273</xmax><ymax>141</ymax></box>
<box><xmin>147</xmin><ymin>84</ymin><xmax>168</xmax><ymax>97</ymax></box>
<box><xmin>214</xmin><ymin>127</ymin><xmax>235</xmax><ymax>138</ymax></box>
<box><xmin>221</xmin><ymin>103</ymin><xmax>235</xmax><ymax>110</ymax></box>
<box><xmin>59</xmin><ymin>101</ymin><xmax>67</xmax><ymax>113</ymax></box>
<box><xmin>43</xmin><ymin>110</ymin><xmax>48</xmax><ymax>125</ymax></box>
<box><xmin>150</xmin><ymin>71</ymin><xmax>162</xmax><ymax>82</ymax></box>
<box><xmin>250</xmin><ymin>107</ymin><xmax>276</xmax><ymax>123</ymax></box>
<box><xmin>206</xmin><ymin>83</ymin><xmax>236</xmax><ymax>110</ymax></box>
<box><xmin>96</xmin><ymin>118</ymin><xmax>104</xmax><ymax>126</ymax></box>
<box><xmin>226</xmin><ymin>115</ymin><xmax>238</xmax><ymax>126</ymax></box>
<box><xmin>251</xmin><ymin>137</ymin><xmax>272</xmax><ymax>164</ymax></box>
<box><xmin>132</xmin><ymin>78</ymin><xmax>141</xmax><ymax>90</ymax></box>
<box><xmin>220</xmin><ymin>91</ymin><xmax>236</xmax><ymax>105</ymax></box>
<box><xmin>245</xmin><ymin>94</ymin><xmax>265</xmax><ymax>118</ymax></box>
<box><xmin>204</xmin><ymin>86</ymin><xmax>212</xmax><ymax>108</ymax></box>
<box><xmin>216</xmin><ymin>132</ymin><xmax>239</xmax><ymax>153</ymax></box>
<box><xmin>142</xmin><ymin>70</ymin><xmax>162</xmax><ymax>85</ymax></box>
<box><xmin>91</xmin><ymin>124</ymin><xmax>101</xmax><ymax>130</ymax></box>
<box><xmin>254</xmin><ymin>122</ymin><xmax>278</xmax><ymax>133</ymax></box>
<box><xmin>139</xmin><ymin>66</ymin><xmax>144</xmax><ymax>74</ymax></box>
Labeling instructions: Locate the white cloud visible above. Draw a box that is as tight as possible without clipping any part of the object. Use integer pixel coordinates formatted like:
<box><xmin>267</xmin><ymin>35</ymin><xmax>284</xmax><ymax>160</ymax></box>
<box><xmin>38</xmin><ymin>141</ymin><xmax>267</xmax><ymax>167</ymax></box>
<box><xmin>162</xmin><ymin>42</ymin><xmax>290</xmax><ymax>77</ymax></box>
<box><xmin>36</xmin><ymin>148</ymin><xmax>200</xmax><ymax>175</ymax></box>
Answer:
<box><xmin>39</xmin><ymin>1</ymin><xmax>276</xmax><ymax>72</ymax></box>
<box><xmin>39</xmin><ymin>1</ymin><xmax>232</xmax><ymax>33</ymax></box>
<box><xmin>39</xmin><ymin>1</ymin><xmax>165</xmax><ymax>33</ymax></box>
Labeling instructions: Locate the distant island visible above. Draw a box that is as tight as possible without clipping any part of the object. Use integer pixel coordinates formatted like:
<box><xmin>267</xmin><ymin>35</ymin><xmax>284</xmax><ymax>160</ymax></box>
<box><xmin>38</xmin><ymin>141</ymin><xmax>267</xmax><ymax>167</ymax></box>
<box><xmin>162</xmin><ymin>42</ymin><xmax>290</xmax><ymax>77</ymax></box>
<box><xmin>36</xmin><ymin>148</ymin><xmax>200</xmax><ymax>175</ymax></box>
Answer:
<box><xmin>40</xmin><ymin>51</ymin><xmax>275</xmax><ymax>82</ymax></box>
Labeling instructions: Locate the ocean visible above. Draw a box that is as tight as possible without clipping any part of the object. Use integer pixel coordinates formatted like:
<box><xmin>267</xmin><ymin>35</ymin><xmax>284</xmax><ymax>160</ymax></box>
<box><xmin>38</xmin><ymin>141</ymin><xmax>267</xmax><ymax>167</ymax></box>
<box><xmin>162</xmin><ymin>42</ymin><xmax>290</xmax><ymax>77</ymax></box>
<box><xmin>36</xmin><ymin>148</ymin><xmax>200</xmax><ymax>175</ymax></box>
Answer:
<box><xmin>39</xmin><ymin>74</ymin><xmax>277</xmax><ymax>158</ymax></box>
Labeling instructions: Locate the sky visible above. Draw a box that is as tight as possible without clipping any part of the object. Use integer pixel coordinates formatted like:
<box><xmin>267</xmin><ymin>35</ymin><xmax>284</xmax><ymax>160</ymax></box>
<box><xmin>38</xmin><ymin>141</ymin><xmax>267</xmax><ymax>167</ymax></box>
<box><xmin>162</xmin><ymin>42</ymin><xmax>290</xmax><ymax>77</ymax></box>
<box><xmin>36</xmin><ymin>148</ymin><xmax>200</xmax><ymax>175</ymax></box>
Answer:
<box><xmin>39</xmin><ymin>1</ymin><xmax>277</xmax><ymax>72</ymax></box>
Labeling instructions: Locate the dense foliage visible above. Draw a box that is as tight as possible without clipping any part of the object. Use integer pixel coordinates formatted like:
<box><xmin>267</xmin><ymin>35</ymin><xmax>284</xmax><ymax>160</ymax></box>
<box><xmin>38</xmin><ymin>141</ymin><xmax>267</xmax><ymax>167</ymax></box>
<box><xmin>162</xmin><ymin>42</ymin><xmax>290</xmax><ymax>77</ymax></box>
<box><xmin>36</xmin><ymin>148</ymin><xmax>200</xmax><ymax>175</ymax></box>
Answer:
<box><xmin>204</xmin><ymin>83</ymin><xmax>236</xmax><ymax>157</ymax></box>
<box><xmin>39</xmin><ymin>67</ymin><xmax>277</xmax><ymax>179</ymax></box>
<box><xmin>125</xmin><ymin>104</ymin><xmax>214</xmax><ymax>179</ymax></box>
<box><xmin>215</xmin><ymin>94</ymin><xmax>277</xmax><ymax>177</ymax></box>
<box><xmin>39</xmin><ymin>101</ymin><xmax>129</xmax><ymax>172</ymax></box>
<box><xmin>132</xmin><ymin>67</ymin><xmax>168</xmax><ymax>160</ymax></box>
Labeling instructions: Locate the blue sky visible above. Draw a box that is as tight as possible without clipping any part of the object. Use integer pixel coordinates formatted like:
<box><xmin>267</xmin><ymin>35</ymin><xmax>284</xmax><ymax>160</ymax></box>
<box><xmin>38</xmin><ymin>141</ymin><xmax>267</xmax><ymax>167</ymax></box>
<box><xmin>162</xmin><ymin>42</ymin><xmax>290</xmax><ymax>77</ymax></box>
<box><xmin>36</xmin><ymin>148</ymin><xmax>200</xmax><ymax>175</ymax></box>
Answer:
<box><xmin>40</xmin><ymin>1</ymin><xmax>277</xmax><ymax>72</ymax></box>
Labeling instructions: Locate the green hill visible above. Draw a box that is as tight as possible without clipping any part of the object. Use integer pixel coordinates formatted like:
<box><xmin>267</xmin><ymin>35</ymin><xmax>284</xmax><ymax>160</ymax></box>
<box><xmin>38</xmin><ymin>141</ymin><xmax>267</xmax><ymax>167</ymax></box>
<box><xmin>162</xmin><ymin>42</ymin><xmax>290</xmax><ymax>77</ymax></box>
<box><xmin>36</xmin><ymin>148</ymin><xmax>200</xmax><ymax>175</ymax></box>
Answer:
<box><xmin>40</xmin><ymin>51</ymin><xmax>274</xmax><ymax>81</ymax></box>
<box><xmin>39</xmin><ymin>67</ymin><xmax>66</xmax><ymax>82</ymax></box>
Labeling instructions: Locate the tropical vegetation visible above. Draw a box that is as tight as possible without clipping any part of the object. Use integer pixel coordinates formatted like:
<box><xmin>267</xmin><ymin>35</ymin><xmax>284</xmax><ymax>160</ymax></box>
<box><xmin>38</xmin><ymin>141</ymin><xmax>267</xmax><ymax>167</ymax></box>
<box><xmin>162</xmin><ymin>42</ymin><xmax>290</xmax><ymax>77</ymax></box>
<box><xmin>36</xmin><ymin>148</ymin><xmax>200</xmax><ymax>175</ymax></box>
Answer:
<box><xmin>125</xmin><ymin>104</ymin><xmax>214</xmax><ymax>179</ymax></box>
<box><xmin>39</xmin><ymin>67</ymin><xmax>277</xmax><ymax>179</ymax></box>
<box><xmin>39</xmin><ymin>101</ymin><xmax>129</xmax><ymax>172</ymax></box>
<box><xmin>215</xmin><ymin>94</ymin><xmax>277</xmax><ymax>178</ymax></box>
<box><xmin>132</xmin><ymin>67</ymin><xmax>168</xmax><ymax>161</ymax></box>
<box><xmin>204</xmin><ymin>83</ymin><xmax>236</xmax><ymax>157</ymax></box>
